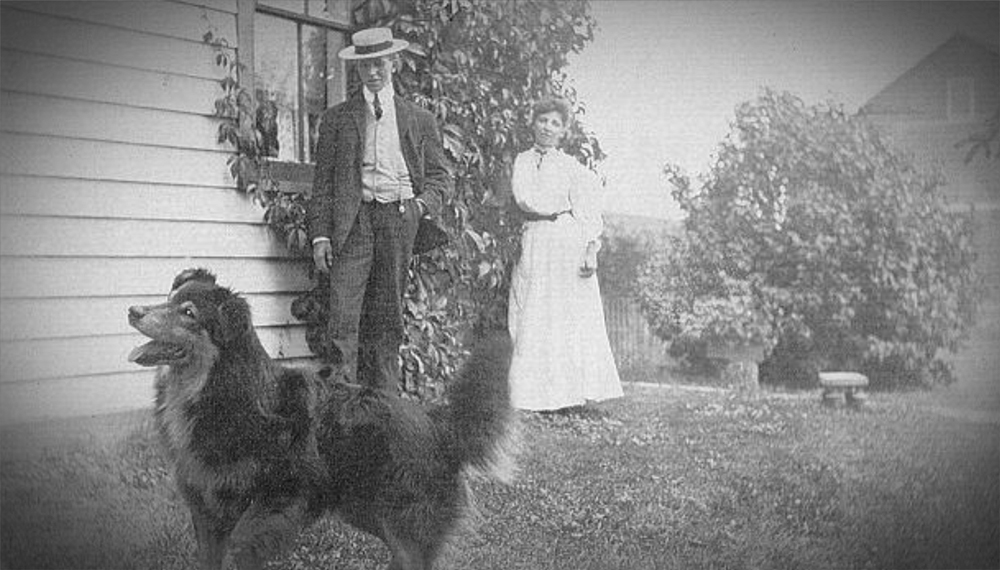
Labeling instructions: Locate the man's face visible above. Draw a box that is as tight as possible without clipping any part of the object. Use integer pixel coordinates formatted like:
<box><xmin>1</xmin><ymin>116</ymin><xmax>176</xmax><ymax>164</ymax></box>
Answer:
<box><xmin>357</xmin><ymin>56</ymin><xmax>395</xmax><ymax>93</ymax></box>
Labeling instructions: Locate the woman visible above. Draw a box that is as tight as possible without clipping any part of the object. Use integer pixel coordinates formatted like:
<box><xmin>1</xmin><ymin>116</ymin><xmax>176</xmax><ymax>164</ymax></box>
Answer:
<box><xmin>507</xmin><ymin>97</ymin><xmax>623</xmax><ymax>412</ymax></box>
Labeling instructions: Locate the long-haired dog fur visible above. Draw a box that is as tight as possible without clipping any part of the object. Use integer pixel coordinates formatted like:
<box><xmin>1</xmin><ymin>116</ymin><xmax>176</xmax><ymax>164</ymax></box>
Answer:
<box><xmin>127</xmin><ymin>268</ymin><xmax>515</xmax><ymax>570</ymax></box>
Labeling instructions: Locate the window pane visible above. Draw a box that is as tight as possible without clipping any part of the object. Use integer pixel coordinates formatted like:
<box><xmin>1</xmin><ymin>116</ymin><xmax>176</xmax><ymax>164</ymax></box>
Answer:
<box><xmin>326</xmin><ymin>31</ymin><xmax>347</xmax><ymax>106</ymax></box>
<box><xmin>302</xmin><ymin>25</ymin><xmax>326</xmax><ymax>162</ymax></box>
<box><xmin>254</xmin><ymin>8</ymin><xmax>349</xmax><ymax>164</ymax></box>
<box><xmin>259</xmin><ymin>0</ymin><xmax>306</xmax><ymax>15</ymax></box>
<box><xmin>301</xmin><ymin>27</ymin><xmax>348</xmax><ymax>162</ymax></box>
<box><xmin>255</xmin><ymin>14</ymin><xmax>299</xmax><ymax>161</ymax></box>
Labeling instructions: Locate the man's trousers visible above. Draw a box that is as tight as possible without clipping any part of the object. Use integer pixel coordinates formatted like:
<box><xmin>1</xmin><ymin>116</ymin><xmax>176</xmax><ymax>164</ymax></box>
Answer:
<box><xmin>326</xmin><ymin>198</ymin><xmax>420</xmax><ymax>390</ymax></box>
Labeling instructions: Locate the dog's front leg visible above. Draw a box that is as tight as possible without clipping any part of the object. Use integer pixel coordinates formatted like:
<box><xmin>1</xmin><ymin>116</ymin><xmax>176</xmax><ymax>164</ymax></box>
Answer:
<box><xmin>181</xmin><ymin>487</ymin><xmax>230</xmax><ymax>570</ymax></box>
<box><xmin>191</xmin><ymin>511</ymin><xmax>228</xmax><ymax>570</ymax></box>
<box><xmin>228</xmin><ymin>495</ymin><xmax>309</xmax><ymax>570</ymax></box>
<box><xmin>381</xmin><ymin>520</ymin><xmax>435</xmax><ymax>570</ymax></box>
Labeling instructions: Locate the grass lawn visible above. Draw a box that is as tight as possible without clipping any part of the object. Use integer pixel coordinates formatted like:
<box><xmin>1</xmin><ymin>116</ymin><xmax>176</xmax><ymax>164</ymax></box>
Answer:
<box><xmin>2</xmin><ymin>383</ymin><xmax>997</xmax><ymax>570</ymax></box>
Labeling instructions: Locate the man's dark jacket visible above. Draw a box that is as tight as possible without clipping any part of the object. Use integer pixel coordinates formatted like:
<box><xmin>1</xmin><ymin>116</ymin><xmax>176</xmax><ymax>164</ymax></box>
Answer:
<box><xmin>307</xmin><ymin>92</ymin><xmax>452</xmax><ymax>254</ymax></box>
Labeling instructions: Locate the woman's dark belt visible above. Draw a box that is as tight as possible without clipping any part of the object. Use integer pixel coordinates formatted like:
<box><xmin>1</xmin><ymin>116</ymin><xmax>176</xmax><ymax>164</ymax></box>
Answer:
<box><xmin>521</xmin><ymin>209</ymin><xmax>570</xmax><ymax>222</ymax></box>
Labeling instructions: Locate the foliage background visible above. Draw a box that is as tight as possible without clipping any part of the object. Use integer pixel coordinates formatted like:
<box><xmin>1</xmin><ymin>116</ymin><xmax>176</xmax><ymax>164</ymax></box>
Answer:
<box><xmin>213</xmin><ymin>0</ymin><xmax>605</xmax><ymax>399</ymax></box>
<box><xmin>635</xmin><ymin>88</ymin><xmax>983</xmax><ymax>390</ymax></box>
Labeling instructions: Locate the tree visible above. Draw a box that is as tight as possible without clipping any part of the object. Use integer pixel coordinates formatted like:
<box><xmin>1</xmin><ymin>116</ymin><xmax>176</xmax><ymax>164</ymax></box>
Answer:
<box><xmin>597</xmin><ymin>219</ymin><xmax>675</xmax><ymax>301</ymax></box>
<box><xmin>636</xmin><ymin>88</ymin><xmax>983</xmax><ymax>389</ymax></box>
<box><xmin>287</xmin><ymin>0</ymin><xmax>603</xmax><ymax>399</ymax></box>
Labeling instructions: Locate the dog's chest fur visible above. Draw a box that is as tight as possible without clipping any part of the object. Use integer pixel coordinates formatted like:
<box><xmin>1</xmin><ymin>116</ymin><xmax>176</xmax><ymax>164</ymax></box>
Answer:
<box><xmin>154</xmin><ymin>367</ymin><xmax>263</xmax><ymax>506</ymax></box>
<box><xmin>154</xmin><ymin>355</ymin><xmax>325</xmax><ymax>515</ymax></box>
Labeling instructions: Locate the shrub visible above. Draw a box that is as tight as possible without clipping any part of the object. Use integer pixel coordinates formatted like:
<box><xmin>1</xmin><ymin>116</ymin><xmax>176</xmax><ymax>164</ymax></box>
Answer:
<box><xmin>636</xmin><ymin>89</ymin><xmax>983</xmax><ymax>389</ymax></box>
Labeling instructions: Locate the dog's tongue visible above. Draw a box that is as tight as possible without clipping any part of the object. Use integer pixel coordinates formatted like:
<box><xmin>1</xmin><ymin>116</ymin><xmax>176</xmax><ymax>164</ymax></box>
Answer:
<box><xmin>128</xmin><ymin>341</ymin><xmax>182</xmax><ymax>367</ymax></box>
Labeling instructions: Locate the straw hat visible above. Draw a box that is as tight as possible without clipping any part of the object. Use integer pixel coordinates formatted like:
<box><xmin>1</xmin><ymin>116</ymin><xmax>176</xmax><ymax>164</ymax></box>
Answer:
<box><xmin>338</xmin><ymin>27</ymin><xmax>409</xmax><ymax>60</ymax></box>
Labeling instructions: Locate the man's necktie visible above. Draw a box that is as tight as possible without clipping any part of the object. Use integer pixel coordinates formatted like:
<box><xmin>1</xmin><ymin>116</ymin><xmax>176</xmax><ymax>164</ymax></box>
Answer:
<box><xmin>373</xmin><ymin>93</ymin><xmax>383</xmax><ymax>120</ymax></box>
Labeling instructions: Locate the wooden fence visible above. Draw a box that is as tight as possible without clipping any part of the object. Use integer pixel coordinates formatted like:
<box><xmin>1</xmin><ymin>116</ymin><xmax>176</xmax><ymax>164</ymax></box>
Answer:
<box><xmin>602</xmin><ymin>296</ymin><xmax>669</xmax><ymax>379</ymax></box>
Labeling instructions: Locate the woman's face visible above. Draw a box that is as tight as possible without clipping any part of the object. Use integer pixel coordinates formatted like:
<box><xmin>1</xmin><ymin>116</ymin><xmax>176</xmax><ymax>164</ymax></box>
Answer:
<box><xmin>532</xmin><ymin>110</ymin><xmax>568</xmax><ymax>149</ymax></box>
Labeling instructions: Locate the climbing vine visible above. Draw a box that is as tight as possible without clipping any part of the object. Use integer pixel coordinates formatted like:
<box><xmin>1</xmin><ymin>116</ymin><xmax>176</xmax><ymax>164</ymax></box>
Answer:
<box><xmin>205</xmin><ymin>31</ymin><xmax>310</xmax><ymax>252</ymax></box>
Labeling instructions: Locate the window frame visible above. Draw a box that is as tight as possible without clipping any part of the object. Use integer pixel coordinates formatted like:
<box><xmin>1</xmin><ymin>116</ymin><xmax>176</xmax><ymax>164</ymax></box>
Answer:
<box><xmin>237</xmin><ymin>0</ymin><xmax>353</xmax><ymax>174</ymax></box>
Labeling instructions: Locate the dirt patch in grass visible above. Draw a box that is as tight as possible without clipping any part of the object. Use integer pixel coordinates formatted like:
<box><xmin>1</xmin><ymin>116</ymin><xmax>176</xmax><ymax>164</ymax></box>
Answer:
<box><xmin>2</xmin><ymin>385</ymin><xmax>997</xmax><ymax>570</ymax></box>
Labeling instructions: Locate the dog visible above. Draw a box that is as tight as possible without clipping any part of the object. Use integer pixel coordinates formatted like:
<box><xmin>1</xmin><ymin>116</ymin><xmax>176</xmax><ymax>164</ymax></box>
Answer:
<box><xmin>127</xmin><ymin>268</ymin><xmax>515</xmax><ymax>570</ymax></box>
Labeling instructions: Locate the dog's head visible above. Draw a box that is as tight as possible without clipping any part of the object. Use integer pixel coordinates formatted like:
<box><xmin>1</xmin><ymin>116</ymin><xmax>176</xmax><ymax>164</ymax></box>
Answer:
<box><xmin>127</xmin><ymin>268</ymin><xmax>253</xmax><ymax>367</ymax></box>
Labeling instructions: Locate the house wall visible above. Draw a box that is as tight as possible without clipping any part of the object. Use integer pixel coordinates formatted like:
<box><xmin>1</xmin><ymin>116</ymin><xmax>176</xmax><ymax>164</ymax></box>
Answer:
<box><xmin>868</xmin><ymin>120</ymin><xmax>1000</xmax><ymax>297</ymax></box>
<box><xmin>864</xmin><ymin>36</ymin><xmax>1000</xmax><ymax>207</ymax></box>
<box><xmin>0</xmin><ymin>1</ymin><xmax>312</xmax><ymax>425</ymax></box>
<box><xmin>863</xmin><ymin>36</ymin><xmax>1000</xmax><ymax>296</ymax></box>
<box><xmin>869</xmin><ymin>118</ymin><xmax>1000</xmax><ymax>205</ymax></box>
<box><xmin>972</xmin><ymin>207</ymin><xmax>1000</xmax><ymax>298</ymax></box>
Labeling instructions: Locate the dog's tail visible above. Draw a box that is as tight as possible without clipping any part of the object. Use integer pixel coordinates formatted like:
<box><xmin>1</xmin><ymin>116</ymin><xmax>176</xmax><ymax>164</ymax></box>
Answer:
<box><xmin>439</xmin><ymin>331</ymin><xmax>518</xmax><ymax>482</ymax></box>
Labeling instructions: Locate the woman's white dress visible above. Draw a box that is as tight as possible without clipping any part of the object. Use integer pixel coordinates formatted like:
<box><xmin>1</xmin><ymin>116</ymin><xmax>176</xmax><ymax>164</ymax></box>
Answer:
<box><xmin>507</xmin><ymin>147</ymin><xmax>623</xmax><ymax>411</ymax></box>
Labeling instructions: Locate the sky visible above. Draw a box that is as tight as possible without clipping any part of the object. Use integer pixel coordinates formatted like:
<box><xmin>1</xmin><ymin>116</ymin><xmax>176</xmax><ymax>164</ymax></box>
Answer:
<box><xmin>567</xmin><ymin>1</ymin><xmax>1000</xmax><ymax>219</ymax></box>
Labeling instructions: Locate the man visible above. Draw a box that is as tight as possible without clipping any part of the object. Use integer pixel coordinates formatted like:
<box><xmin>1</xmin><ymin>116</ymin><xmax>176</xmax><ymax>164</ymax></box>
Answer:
<box><xmin>308</xmin><ymin>27</ymin><xmax>452</xmax><ymax>390</ymax></box>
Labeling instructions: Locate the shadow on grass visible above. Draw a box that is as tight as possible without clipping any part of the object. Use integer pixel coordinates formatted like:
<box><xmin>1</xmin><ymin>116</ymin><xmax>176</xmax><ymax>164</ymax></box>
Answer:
<box><xmin>0</xmin><ymin>415</ymin><xmax>193</xmax><ymax>570</ymax></box>
<box><xmin>2</xmin><ymin>387</ymin><xmax>998</xmax><ymax>570</ymax></box>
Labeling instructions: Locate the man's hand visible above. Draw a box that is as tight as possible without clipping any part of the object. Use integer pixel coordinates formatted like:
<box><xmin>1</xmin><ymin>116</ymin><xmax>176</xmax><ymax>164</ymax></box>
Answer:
<box><xmin>579</xmin><ymin>239</ymin><xmax>600</xmax><ymax>278</ymax></box>
<box><xmin>579</xmin><ymin>248</ymin><xmax>598</xmax><ymax>278</ymax></box>
<box><xmin>313</xmin><ymin>240</ymin><xmax>333</xmax><ymax>274</ymax></box>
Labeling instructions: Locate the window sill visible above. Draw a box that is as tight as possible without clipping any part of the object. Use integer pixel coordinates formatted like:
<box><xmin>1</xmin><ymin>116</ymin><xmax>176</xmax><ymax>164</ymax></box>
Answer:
<box><xmin>265</xmin><ymin>160</ymin><xmax>315</xmax><ymax>194</ymax></box>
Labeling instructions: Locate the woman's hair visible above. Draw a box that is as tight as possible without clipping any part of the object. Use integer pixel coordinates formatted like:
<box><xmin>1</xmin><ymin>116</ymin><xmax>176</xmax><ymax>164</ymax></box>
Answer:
<box><xmin>531</xmin><ymin>96</ymin><xmax>573</xmax><ymax>126</ymax></box>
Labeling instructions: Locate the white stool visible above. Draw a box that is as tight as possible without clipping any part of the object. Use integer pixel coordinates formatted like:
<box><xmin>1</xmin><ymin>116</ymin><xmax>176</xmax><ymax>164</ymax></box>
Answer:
<box><xmin>819</xmin><ymin>371</ymin><xmax>869</xmax><ymax>408</ymax></box>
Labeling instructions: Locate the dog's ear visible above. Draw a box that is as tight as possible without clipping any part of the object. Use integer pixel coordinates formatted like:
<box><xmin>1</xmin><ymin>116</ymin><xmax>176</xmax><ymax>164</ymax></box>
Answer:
<box><xmin>212</xmin><ymin>293</ymin><xmax>253</xmax><ymax>346</ymax></box>
<box><xmin>171</xmin><ymin>268</ymin><xmax>216</xmax><ymax>295</ymax></box>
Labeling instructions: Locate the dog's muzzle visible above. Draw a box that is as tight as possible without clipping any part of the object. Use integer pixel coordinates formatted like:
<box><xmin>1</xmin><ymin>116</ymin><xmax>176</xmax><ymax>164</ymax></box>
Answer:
<box><xmin>127</xmin><ymin>305</ymin><xmax>187</xmax><ymax>366</ymax></box>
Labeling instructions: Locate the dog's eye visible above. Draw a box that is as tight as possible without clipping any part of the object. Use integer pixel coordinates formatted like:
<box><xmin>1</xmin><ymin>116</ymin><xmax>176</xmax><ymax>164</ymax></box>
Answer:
<box><xmin>181</xmin><ymin>306</ymin><xmax>197</xmax><ymax>319</ymax></box>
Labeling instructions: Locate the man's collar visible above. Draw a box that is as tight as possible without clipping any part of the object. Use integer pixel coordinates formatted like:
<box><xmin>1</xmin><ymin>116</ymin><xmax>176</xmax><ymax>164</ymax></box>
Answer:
<box><xmin>363</xmin><ymin>86</ymin><xmax>396</xmax><ymax>104</ymax></box>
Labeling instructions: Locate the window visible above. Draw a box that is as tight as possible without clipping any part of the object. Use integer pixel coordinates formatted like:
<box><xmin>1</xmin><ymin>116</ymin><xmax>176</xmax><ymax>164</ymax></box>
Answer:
<box><xmin>253</xmin><ymin>1</ymin><xmax>352</xmax><ymax>163</ymax></box>
<box><xmin>946</xmin><ymin>76</ymin><xmax>975</xmax><ymax>121</ymax></box>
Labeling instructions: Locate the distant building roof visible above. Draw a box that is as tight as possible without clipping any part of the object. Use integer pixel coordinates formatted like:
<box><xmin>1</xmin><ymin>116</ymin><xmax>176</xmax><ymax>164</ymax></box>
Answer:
<box><xmin>863</xmin><ymin>33</ymin><xmax>999</xmax><ymax>118</ymax></box>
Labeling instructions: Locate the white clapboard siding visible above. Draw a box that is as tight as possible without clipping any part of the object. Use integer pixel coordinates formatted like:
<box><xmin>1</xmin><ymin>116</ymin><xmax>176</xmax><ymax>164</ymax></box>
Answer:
<box><xmin>0</xmin><ymin>133</ymin><xmax>232</xmax><ymax>187</ymax></box>
<box><xmin>0</xmin><ymin>372</ymin><xmax>160</xmax><ymax>426</ymax></box>
<box><xmin>12</xmin><ymin>0</ymin><xmax>237</xmax><ymax>44</ymax></box>
<box><xmin>1</xmin><ymin>176</ymin><xmax>264</xmax><ymax>223</ymax></box>
<box><xmin>0</xmin><ymin>257</ymin><xmax>313</xmax><ymax>299</ymax></box>
<box><xmin>1</xmin><ymin>7</ymin><xmax>228</xmax><ymax>80</ymax></box>
<box><xmin>1</xmin><ymin>326</ymin><xmax>310</xmax><ymax>384</ymax></box>
<box><xmin>1</xmin><ymin>50</ymin><xmax>221</xmax><ymax>115</ymax></box>
<box><xmin>2</xmin><ymin>356</ymin><xmax>321</xmax><ymax>426</ymax></box>
<box><xmin>0</xmin><ymin>217</ymin><xmax>289</xmax><ymax>258</ymax></box>
<box><xmin>1</xmin><ymin>94</ymin><xmax>222</xmax><ymax>151</ymax></box>
<box><xmin>1</xmin><ymin>293</ymin><xmax>305</xmax><ymax>341</ymax></box>
<box><xmin>0</xmin><ymin>0</ymin><xmax>319</xmax><ymax>424</ymax></box>
<box><xmin>180</xmin><ymin>0</ymin><xmax>240</xmax><ymax>15</ymax></box>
